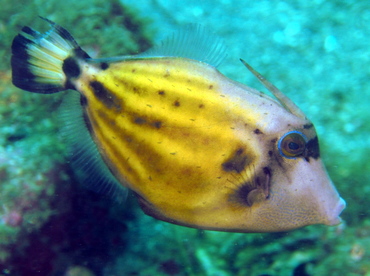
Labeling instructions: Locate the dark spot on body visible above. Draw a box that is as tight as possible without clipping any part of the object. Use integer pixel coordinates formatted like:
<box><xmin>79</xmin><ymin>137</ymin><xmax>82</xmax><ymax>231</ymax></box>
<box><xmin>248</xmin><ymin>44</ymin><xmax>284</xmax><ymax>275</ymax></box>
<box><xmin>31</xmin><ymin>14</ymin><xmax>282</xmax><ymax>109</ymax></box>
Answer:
<box><xmin>303</xmin><ymin>124</ymin><xmax>313</xmax><ymax>129</ymax></box>
<box><xmin>263</xmin><ymin>166</ymin><xmax>271</xmax><ymax>176</ymax></box>
<box><xmin>63</xmin><ymin>57</ymin><xmax>80</xmax><ymax>78</ymax></box>
<box><xmin>199</xmin><ymin>104</ymin><xmax>204</xmax><ymax>108</ymax></box>
<box><xmin>254</xmin><ymin>129</ymin><xmax>263</xmax><ymax>134</ymax></box>
<box><xmin>271</xmin><ymin>138</ymin><xmax>277</xmax><ymax>143</ymax></box>
<box><xmin>173</xmin><ymin>100</ymin><xmax>180</xmax><ymax>107</ymax></box>
<box><xmin>153</xmin><ymin>121</ymin><xmax>162</xmax><ymax>129</ymax></box>
<box><xmin>268</xmin><ymin>150</ymin><xmax>273</xmax><ymax>157</ymax></box>
<box><xmin>209</xmin><ymin>85</ymin><xmax>213</xmax><ymax>89</ymax></box>
<box><xmin>100</xmin><ymin>62</ymin><xmax>109</xmax><ymax>70</ymax></box>
<box><xmin>158</xmin><ymin>90</ymin><xmax>165</xmax><ymax>95</ymax></box>
<box><xmin>132</xmin><ymin>68</ymin><xmax>136</xmax><ymax>73</ymax></box>
<box><xmin>134</xmin><ymin>117</ymin><xmax>146</xmax><ymax>124</ymax></box>
<box><xmin>97</xmin><ymin>109</ymin><xmax>109</xmax><ymax>120</ymax></box>
<box><xmin>222</xmin><ymin>148</ymin><xmax>249</xmax><ymax>173</ymax></box>
<box><xmin>164</xmin><ymin>71</ymin><xmax>170</xmax><ymax>77</ymax></box>
<box><xmin>124</xmin><ymin>135</ymin><xmax>133</xmax><ymax>143</ymax></box>
<box><xmin>80</xmin><ymin>95</ymin><xmax>88</xmax><ymax>107</ymax></box>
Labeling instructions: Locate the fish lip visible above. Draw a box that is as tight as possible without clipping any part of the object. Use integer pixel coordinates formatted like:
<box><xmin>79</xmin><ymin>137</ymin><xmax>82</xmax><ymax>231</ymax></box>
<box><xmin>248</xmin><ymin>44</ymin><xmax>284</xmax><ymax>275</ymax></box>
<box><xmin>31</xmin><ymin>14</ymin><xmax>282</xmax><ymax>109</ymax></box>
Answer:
<box><xmin>326</xmin><ymin>197</ymin><xmax>346</xmax><ymax>226</ymax></box>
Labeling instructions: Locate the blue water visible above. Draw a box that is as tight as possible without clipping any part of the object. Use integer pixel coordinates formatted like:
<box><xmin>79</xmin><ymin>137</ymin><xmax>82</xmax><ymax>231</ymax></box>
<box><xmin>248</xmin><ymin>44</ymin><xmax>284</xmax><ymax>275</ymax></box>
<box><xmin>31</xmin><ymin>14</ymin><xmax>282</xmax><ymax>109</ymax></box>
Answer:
<box><xmin>1</xmin><ymin>1</ymin><xmax>369</xmax><ymax>275</ymax></box>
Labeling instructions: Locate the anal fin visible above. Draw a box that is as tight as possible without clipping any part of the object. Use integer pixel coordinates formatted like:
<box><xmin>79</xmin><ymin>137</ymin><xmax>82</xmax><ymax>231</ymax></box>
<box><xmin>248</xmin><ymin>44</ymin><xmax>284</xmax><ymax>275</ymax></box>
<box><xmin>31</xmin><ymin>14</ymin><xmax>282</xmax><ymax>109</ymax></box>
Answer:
<box><xmin>59</xmin><ymin>92</ymin><xmax>127</xmax><ymax>203</ymax></box>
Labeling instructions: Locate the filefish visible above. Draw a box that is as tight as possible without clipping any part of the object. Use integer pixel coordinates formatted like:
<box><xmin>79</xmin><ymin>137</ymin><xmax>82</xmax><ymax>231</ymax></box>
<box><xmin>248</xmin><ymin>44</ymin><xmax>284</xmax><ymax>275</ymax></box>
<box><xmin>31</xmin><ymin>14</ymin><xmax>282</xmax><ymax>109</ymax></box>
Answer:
<box><xmin>11</xmin><ymin>18</ymin><xmax>345</xmax><ymax>232</ymax></box>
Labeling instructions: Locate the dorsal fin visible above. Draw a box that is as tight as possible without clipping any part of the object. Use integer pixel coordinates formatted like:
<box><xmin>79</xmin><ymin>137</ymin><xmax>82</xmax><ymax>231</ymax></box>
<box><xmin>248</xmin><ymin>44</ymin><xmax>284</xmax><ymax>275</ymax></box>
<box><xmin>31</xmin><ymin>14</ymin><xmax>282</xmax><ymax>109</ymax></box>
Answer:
<box><xmin>59</xmin><ymin>92</ymin><xmax>127</xmax><ymax>202</ymax></box>
<box><xmin>240</xmin><ymin>59</ymin><xmax>307</xmax><ymax>119</ymax></box>
<box><xmin>137</xmin><ymin>24</ymin><xmax>227</xmax><ymax>67</ymax></box>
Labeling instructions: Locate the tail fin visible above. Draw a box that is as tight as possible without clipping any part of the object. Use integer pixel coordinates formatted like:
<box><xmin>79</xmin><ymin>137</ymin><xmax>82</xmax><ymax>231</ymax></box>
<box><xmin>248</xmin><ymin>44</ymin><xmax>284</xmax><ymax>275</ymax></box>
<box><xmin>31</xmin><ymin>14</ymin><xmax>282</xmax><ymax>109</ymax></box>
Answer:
<box><xmin>11</xmin><ymin>17</ymin><xmax>90</xmax><ymax>94</ymax></box>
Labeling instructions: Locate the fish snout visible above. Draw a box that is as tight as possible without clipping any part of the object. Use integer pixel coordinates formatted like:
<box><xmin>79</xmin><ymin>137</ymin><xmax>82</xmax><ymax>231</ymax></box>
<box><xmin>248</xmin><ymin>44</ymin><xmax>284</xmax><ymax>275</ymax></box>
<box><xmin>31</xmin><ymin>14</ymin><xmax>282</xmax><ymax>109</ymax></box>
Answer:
<box><xmin>324</xmin><ymin>196</ymin><xmax>346</xmax><ymax>226</ymax></box>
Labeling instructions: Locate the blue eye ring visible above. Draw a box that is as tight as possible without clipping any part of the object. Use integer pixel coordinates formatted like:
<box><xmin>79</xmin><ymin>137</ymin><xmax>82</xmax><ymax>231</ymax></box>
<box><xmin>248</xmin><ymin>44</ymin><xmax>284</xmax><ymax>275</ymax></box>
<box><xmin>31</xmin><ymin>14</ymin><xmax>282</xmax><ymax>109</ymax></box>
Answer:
<box><xmin>278</xmin><ymin>131</ymin><xmax>308</xmax><ymax>159</ymax></box>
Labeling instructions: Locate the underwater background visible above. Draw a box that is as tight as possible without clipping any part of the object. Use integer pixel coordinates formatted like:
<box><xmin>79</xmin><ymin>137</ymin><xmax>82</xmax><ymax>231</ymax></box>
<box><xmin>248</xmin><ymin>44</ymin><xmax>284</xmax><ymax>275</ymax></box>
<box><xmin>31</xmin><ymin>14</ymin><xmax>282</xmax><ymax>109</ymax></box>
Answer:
<box><xmin>0</xmin><ymin>0</ymin><xmax>369</xmax><ymax>275</ymax></box>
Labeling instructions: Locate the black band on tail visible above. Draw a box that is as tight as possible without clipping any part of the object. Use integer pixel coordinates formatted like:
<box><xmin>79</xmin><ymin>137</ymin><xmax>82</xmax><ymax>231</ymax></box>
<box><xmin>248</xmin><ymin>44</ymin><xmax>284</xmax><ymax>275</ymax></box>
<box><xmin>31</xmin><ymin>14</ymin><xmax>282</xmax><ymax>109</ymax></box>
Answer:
<box><xmin>11</xmin><ymin>18</ymin><xmax>89</xmax><ymax>94</ymax></box>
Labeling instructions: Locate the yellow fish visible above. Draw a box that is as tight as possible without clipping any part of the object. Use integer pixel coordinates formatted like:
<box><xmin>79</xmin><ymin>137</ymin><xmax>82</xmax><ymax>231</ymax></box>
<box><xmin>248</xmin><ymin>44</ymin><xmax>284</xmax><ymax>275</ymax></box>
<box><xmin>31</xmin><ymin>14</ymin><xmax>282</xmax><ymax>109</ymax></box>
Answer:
<box><xmin>11</xmin><ymin>18</ymin><xmax>345</xmax><ymax>232</ymax></box>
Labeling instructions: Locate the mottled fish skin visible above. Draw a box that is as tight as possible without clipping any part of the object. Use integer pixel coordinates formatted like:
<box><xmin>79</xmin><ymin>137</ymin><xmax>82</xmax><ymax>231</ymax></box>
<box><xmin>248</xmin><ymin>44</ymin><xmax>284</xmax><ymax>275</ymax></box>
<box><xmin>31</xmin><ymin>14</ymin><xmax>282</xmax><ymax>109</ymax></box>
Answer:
<box><xmin>10</xmin><ymin>18</ymin><xmax>345</xmax><ymax>232</ymax></box>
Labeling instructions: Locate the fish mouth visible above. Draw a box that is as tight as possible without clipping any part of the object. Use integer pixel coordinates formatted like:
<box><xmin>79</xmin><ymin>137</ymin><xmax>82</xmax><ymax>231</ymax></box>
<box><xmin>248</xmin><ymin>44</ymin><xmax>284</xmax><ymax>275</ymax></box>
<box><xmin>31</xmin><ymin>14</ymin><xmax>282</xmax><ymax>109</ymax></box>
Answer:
<box><xmin>326</xmin><ymin>197</ymin><xmax>346</xmax><ymax>226</ymax></box>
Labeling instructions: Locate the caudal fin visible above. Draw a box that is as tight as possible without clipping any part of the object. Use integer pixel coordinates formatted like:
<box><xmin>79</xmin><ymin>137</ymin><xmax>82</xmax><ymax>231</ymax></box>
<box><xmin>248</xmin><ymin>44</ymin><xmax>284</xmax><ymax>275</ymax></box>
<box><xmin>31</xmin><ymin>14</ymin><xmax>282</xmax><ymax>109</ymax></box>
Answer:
<box><xmin>11</xmin><ymin>17</ymin><xmax>90</xmax><ymax>94</ymax></box>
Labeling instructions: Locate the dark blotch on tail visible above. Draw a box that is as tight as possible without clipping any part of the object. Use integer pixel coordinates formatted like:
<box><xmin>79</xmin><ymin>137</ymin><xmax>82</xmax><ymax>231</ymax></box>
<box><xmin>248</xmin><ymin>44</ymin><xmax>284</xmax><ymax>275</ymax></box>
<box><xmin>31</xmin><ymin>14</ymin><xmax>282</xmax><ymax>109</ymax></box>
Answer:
<box><xmin>63</xmin><ymin>49</ymin><xmax>90</xmax><ymax>89</ymax></box>
<box><xmin>63</xmin><ymin>57</ymin><xmax>81</xmax><ymax>78</ymax></box>
<box><xmin>100</xmin><ymin>62</ymin><xmax>109</xmax><ymax>70</ymax></box>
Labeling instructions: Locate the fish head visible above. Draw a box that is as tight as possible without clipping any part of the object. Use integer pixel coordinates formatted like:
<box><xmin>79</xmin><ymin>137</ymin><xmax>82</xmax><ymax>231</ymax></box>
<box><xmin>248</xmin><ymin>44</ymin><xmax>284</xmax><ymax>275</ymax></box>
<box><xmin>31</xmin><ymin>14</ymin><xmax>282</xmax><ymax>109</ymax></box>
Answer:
<box><xmin>244</xmin><ymin>118</ymin><xmax>346</xmax><ymax>232</ymax></box>
<box><xmin>224</xmin><ymin>60</ymin><xmax>346</xmax><ymax>232</ymax></box>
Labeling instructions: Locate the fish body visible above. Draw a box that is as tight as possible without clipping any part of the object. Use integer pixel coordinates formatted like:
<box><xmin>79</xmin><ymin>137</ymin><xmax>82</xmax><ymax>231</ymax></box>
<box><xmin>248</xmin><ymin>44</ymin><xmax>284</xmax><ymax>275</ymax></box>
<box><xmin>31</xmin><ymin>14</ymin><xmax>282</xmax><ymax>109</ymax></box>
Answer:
<box><xmin>11</xmin><ymin>18</ymin><xmax>345</xmax><ymax>232</ymax></box>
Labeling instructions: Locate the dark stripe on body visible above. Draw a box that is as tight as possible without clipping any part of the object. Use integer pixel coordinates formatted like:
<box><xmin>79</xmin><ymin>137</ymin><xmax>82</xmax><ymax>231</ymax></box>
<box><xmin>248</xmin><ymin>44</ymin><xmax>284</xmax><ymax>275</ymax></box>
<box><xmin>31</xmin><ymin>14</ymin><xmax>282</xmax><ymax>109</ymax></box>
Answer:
<box><xmin>89</xmin><ymin>80</ymin><xmax>122</xmax><ymax>111</ymax></box>
<box><xmin>87</xmin><ymin>111</ymin><xmax>165</xmax><ymax>179</ymax></box>
<box><xmin>99</xmin><ymin>63</ymin><xmax>218</xmax><ymax>105</ymax></box>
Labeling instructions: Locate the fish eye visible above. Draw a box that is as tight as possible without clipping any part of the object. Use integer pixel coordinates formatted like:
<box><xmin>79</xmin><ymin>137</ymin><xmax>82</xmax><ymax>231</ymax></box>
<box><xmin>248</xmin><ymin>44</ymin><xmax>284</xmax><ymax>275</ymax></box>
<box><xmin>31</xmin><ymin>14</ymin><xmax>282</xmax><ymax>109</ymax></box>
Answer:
<box><xmin>278</xmin><ymin>131</ymin><xmax>307</xmax><ymax>159</ymax></box>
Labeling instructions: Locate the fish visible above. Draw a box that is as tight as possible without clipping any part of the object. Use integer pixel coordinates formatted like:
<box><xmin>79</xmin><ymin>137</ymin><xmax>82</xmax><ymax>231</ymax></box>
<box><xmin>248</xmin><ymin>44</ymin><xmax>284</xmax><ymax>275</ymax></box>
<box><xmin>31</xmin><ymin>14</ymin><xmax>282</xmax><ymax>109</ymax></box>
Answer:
<box><xmin>11</xmin><ymin>18</ymin><xmax>346</xmax><ymax>233</ymax></box>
